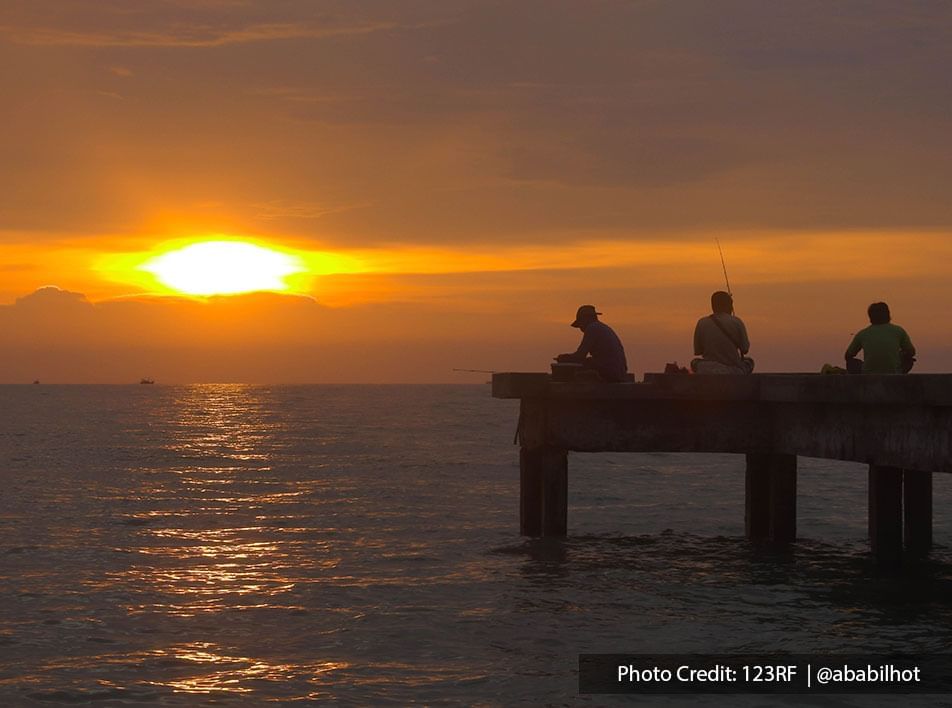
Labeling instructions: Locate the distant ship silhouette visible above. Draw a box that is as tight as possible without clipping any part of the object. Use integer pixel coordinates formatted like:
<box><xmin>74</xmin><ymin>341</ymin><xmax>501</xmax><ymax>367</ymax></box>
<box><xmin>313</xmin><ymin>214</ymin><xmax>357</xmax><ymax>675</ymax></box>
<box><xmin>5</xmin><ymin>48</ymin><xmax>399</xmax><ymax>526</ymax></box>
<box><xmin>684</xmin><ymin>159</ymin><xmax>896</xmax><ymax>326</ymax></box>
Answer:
<box><xmin>140</xmin><ymin>378</ymin><xmax>155</xmax><ymax>385</ymax></box>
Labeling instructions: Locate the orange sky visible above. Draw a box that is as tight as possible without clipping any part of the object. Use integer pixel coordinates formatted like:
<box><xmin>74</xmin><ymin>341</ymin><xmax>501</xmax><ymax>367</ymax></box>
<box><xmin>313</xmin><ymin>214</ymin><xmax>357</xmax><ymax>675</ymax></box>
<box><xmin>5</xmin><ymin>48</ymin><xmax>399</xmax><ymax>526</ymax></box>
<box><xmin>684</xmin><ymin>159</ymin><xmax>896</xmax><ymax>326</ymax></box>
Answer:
<box><xmin>2</xmin><ymin>1</ymin><xmax>951</xmax><ymax>382</ymax></box>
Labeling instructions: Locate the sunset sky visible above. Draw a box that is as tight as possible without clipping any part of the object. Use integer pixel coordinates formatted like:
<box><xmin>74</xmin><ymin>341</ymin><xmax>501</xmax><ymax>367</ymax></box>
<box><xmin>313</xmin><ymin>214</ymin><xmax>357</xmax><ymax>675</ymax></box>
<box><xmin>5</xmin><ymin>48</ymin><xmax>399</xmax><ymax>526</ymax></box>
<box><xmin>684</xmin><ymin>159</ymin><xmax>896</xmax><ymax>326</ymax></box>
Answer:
<box><xmin>2</xmin><ymin>1</ymin><xmax>951</xmax><ymax>382</ymax></box>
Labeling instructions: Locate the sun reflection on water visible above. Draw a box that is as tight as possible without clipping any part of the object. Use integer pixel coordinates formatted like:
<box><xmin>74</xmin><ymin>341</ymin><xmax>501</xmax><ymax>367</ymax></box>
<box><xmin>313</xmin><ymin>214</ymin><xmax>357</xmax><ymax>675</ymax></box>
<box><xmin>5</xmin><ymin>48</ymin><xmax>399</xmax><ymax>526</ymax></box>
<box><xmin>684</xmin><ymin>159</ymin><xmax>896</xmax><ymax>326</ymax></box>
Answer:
<box><xmin>6</xmin><ymin>384</ymin><xmax>503</xmax><ymax>703</ymax></box>
<box><xmin>113</xmin><ymin>386</ymin><xmax>338</xmax><ymax>619</ymax></box>
<box><xmin>164</xmin><ymin>384</ymin><xmax>280</xmax><ymax>462</ymax></box>
<box><xmin>138</xmin><ymin>642</ymin><xmax>351</xmax><ymax>696</ymax></box>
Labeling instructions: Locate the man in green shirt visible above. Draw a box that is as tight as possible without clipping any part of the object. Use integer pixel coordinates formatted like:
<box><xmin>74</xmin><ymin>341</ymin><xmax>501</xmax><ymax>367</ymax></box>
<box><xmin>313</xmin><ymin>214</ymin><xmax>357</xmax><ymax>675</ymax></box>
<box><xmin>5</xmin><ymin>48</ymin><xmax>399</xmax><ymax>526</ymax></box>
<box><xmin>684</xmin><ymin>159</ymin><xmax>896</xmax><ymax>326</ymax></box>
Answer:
<box><xmin>845</xmin><ymin>302</ymin><xmax>916</xmax><ymax>374</ymax></box>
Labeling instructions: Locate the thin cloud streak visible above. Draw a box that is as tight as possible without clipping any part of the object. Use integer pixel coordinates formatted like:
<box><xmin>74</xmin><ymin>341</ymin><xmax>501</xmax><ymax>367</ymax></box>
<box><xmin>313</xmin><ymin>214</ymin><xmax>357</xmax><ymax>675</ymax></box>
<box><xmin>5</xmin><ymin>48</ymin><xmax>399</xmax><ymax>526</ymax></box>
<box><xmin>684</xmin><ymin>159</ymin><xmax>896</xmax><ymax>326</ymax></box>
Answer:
<box><xmin>0</xmin><ymin>20</ymin><xmax>419</xmax><ymax>47</ymax></box>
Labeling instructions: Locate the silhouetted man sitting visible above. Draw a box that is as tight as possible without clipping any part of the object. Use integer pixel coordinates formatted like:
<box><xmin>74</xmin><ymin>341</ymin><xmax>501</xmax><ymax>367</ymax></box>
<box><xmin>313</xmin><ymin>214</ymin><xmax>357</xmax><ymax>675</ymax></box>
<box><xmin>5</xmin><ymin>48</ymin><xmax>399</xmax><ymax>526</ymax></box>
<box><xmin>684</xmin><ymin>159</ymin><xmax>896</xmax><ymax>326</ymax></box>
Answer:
<box><xmin>845</xmin><ymin>301</ymin><xmax>916</xmax><ymax>374</ymax></box>
<box><xmin>691</xmin><ymin>291</ymin><xmax>754</xmax><ymax>374</ymax></box>
<box><xmin>556</xmin><ymin>305</ymin><xmax>628</xmax><ymax>382</ymax></box>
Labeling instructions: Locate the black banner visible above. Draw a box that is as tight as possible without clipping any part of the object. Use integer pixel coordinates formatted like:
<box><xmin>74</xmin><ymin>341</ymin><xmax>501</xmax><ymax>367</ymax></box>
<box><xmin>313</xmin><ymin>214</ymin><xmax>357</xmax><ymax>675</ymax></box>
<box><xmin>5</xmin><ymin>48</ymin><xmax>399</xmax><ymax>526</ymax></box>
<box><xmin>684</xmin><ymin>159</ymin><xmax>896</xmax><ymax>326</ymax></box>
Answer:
<box><xmin>579</xmin><ymin>654</ymin><xmax>952</xmax><ymax>694</ymax></box>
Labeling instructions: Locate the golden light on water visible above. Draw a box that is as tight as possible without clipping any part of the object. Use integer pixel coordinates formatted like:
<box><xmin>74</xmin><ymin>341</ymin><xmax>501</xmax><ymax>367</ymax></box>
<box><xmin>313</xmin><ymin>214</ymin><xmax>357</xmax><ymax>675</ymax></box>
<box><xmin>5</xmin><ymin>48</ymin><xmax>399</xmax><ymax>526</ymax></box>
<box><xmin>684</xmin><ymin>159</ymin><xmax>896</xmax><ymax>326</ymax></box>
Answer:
<box><xmin>140</xmin><ymin>241</ymin><xmax>305</xmax><ymax>296</ymax></box>
<box><xmin>138</xmin><ymin>643</ymin><xmax>352</xmax><ymax>696</ymax></box>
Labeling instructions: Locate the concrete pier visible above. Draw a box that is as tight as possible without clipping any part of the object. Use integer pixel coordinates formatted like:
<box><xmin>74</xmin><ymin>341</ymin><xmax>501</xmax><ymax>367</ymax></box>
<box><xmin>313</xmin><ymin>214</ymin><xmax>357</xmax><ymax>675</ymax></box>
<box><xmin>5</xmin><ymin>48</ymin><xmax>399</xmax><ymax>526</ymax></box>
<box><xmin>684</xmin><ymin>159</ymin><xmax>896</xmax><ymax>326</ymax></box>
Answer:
<box><xmin>494</xmin><ymin>372</ymin><xmax>952</xmax><ymax>564</ymax></box>
<box><xmin>745</xmin><ymin>453</ymin><xmax>797</xmax><ymax>544</ymax></box>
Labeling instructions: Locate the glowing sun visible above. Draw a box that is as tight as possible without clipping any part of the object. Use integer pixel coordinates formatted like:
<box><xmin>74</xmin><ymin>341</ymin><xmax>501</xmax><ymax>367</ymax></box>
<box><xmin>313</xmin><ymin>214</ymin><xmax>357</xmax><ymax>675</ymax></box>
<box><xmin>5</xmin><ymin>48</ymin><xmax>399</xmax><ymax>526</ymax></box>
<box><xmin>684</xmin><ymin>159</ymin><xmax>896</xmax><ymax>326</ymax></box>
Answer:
<box><xmin>141</xmin><ymin>241</ymin><xmax>305</xmax><ymax>296</ymax></box>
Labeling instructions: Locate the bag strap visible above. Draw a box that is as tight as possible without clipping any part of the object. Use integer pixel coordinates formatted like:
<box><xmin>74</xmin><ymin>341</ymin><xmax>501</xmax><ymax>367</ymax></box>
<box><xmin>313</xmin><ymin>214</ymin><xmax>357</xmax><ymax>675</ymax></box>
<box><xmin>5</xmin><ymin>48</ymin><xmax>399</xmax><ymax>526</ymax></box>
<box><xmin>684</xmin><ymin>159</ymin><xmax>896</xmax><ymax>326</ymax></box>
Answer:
<box><xmin>709</xmin><ymin>314</ymin><xmax>742</xmax><ymax>353</ymax></box>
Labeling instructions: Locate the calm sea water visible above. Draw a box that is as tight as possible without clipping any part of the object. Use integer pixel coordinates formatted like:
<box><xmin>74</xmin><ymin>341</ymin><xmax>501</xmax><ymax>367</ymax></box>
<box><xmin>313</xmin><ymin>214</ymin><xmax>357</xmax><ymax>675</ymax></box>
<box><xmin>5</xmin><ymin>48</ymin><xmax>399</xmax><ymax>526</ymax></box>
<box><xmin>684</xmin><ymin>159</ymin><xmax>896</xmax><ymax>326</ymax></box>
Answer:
<box><xmin>2</xmin><ymin>385</ymin><xmax>952</xmax><ymax>706</ymax></box>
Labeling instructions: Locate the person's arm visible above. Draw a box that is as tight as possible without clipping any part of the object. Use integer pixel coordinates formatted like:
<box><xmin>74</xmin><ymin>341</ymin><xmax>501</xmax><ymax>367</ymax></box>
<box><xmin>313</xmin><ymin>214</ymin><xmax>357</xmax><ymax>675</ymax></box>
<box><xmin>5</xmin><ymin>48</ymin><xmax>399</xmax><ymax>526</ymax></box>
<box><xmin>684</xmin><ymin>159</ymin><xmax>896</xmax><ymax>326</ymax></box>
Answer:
<box><xmin>693</xmin><ymin>320</ymin><xmax>704</xmax><ymax>356</ymax></box>
<box><xmin>557</xmin><ymin>329</ymin><xmax>594</xmax><ymax>362</ymax></box>
<box><xmin>845</xmin><ymin>332</ymin><xmax>862</xmax><ymax>360</ymax></box>
<box><xmin>899</xmin><ymin>328</ymin><xmax>916</xmax><ymax>356</ymax></box>
<box><xmin>736</xmin><ymin>318</ymin><xmax>750</xmax><ymax>355</ymax></box>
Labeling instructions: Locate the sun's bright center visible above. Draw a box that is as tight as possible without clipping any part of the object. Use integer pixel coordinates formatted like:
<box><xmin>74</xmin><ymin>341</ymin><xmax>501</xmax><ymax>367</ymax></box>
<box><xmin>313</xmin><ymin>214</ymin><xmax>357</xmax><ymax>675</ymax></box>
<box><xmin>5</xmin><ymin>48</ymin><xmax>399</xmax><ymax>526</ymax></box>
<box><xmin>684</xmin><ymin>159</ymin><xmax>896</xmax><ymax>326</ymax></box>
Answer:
<box><xmin>141</xmin><ymin>241</ymin><xmax>305</xmax><ymax>296</ymax></box>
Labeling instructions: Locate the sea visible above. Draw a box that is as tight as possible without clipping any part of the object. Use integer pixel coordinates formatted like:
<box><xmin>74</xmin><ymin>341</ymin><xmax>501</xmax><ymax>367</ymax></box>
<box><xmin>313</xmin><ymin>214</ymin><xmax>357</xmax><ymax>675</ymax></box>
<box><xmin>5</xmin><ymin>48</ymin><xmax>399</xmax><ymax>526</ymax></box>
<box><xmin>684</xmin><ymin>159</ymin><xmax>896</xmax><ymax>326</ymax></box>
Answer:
<box><xmin>2</xmin><ymin>384</ymin><xmax>952</xmax><ymax>706</ymax></box>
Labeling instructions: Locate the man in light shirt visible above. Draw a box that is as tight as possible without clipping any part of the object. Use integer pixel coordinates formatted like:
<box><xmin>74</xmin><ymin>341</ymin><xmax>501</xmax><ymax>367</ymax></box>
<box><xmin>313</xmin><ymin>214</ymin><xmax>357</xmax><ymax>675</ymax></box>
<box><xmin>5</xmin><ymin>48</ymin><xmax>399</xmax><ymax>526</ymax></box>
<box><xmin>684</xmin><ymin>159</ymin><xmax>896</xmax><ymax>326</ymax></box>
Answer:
<box><xmin>691</xmin><ymin>291</ymin><xmax>754</xmax><ymax>375</ymax></box>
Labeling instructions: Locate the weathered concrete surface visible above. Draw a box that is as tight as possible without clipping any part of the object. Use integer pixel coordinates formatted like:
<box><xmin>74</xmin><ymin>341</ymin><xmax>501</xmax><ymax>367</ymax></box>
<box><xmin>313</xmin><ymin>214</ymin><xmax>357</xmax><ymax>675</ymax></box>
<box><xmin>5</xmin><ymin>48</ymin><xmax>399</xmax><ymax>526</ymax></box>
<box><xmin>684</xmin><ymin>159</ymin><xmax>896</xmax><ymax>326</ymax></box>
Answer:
<box><xmin>520</xmin><ymin>447</ymin><xmax>567</xmax><ymax>536</ymax></box>
<box><xmin>746</xmin><ymin>453</ymin><xmax>797</xmax><ymax>544</ymax></box>
<box><xmin>904</xmin><ymin>470</ymin><xmax>933</xmax><ymax>557</ymax></box>
<box><xmin>496</xmin><ymin>373</ymin><xmax>952</xmax><ymax>474</ymax></box>
<box><xmin>869</xmin><ymin>466</ymin><xmax>903</xmax><ymax>566</ymax></box>
<box><xmin>495</xmin><ymin>372</ymin><xmax>952</xmax><ymax>405</ymax></box>
<box><xmin>496</xmin><ymin>372</ymin><xmax>946</xmax><ymax>561</ymax></box>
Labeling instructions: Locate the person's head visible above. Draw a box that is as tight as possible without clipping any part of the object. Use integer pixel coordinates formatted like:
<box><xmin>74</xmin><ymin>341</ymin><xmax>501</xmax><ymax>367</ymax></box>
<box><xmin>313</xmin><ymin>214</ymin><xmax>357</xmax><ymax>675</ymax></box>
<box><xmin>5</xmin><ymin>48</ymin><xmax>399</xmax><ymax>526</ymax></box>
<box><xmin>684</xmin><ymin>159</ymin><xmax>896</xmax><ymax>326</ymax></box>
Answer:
<box><xmin>571</xmin><ymin>304</ymin><xmax>601</xmax><ymax>330</ymax></box>
<box><xmin>868</xmin><ymin>301</ymin><xmax>891</xmax><ymax>325</ymax></box>
<box><xmin>711</xmin><ymin>291</ymin><xmax>733</xmax><ymax>315</ymax></box>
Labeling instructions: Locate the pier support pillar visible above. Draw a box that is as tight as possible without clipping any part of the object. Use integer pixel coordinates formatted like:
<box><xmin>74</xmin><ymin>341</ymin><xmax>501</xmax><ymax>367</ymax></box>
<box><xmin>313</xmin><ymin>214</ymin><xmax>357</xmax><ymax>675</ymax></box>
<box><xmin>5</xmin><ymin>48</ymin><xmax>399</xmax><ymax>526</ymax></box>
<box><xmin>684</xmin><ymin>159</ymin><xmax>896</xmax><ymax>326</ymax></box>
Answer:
<box><xmin>745</xmin><ymin>453</ymin><xmax>797</xmax><ymax>543</ymax></box>
<box><xmin>868</xmin><ymin>465</ymin><xmax>903</xmax><ymax>565</ymax></box>
<box><xmin>520</xmin><ymin>446</ymin><xmax>568</xmax><ymax>536</ymax></box>
<box><xmin>903</xmin><ymin>470</ymin><xmax>932</xmax><ymax>559</ymax></box>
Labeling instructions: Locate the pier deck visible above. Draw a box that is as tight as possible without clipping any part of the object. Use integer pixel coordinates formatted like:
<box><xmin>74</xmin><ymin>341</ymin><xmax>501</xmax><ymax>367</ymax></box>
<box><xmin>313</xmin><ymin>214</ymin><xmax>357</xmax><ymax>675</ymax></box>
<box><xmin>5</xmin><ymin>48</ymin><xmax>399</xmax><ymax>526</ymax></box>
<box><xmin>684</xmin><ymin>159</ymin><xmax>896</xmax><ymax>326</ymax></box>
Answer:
<box><xmin>492</xmin><ymin>373</ymin><xmax>952</xmax><ymax>564</ymax></box>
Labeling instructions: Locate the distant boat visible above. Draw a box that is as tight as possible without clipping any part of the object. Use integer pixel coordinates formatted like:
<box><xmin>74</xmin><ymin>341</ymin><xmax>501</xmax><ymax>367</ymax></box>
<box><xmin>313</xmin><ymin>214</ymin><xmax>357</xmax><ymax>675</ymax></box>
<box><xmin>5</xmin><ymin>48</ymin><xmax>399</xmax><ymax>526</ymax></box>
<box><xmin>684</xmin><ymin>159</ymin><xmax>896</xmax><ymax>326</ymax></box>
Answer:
<box><xmin>32</xmin><ymin>380</ymin><xmax>40</xmax><ymax>384</ymax></box>
<box><xmin>140</xmin><ymin>378</ymin><xmax>155</xmax><ymax>385</ymax></box>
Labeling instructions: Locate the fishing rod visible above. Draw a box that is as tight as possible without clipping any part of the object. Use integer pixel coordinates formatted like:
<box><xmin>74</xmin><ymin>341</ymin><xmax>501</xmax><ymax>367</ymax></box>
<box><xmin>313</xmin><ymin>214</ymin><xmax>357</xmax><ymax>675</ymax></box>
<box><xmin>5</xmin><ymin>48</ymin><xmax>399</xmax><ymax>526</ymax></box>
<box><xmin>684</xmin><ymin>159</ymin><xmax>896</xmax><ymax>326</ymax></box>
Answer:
<box><xmin>452</xmin><ymin>368</ymin><xmax>496</xmax><ymax>374</ymax></box>
<box><xmin>715</xmin><ymin>237</ymin><xmax>732</xmax><ymax>296</ymax></box>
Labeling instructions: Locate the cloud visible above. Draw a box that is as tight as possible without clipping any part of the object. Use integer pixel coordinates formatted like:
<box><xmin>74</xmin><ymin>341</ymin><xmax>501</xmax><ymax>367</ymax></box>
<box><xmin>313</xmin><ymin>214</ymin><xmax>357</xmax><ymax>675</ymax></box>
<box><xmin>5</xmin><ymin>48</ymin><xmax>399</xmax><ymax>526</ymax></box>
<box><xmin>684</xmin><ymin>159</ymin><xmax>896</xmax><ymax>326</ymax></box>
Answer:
<box><xmin>14</xmin><ymin>286</ymin><xmax>92</xmax><ymax>310</ymax></box>
<box><xmin>0</xmin><ymin>285</ymin><xmax>553</xmax><ymax>382</ymax></box>
<box><xmin>4</xmin><ymin>241</ymin><xmax>952</xmax><ymax>384</ymax></box>
<box><xmin>2</xmin><ymin>288</ymin><xmax>321</xmax><ymax>349</ymax></box>
<box><xmin>2</xmin><ymin>0</ymin><xmax>952</xmax><ymax>245</ymax></box>
<box><xmin>0</xmin><ymin>20</ymin><xmax>408</xmax><ymax>48</ymax></box>
<box><xmin>250</xmin><ymin>199</ymin><xmax>370</xmax><ymax>222</ymax></box>
<box><xmin>0</xmin><ymin>0</ymin><xmax>459</xmax><ymax>48</ymax></box>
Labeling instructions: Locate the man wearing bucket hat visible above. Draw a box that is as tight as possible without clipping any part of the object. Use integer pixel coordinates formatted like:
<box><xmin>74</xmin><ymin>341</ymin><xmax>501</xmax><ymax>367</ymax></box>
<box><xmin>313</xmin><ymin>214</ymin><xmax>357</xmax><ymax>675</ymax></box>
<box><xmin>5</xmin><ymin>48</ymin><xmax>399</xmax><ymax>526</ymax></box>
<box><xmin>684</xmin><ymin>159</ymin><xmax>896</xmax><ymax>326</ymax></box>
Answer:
<box><xmin>555</xmin><ymin>305</ymin><xmax>628</xmax><ymax>382</ymax></box>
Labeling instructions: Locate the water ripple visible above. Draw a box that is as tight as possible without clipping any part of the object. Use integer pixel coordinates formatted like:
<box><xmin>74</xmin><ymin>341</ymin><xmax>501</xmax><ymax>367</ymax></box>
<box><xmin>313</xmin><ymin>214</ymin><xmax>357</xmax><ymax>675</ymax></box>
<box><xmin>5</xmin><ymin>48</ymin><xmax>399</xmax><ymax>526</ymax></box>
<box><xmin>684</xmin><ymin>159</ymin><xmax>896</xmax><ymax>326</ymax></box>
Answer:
<box><xmin>3</xmin><ymin>385</ymin><xmax>952</xmax><ymax>704</ymax></box>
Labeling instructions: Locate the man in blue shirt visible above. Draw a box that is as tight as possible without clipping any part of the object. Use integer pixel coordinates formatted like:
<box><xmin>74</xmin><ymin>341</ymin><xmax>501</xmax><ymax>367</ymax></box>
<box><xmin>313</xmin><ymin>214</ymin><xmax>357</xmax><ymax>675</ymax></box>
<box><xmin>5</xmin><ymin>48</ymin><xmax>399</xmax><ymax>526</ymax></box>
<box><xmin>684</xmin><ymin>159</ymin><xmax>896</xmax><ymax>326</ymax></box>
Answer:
<box><xmin>556</xmin><ymin>305</ymin><xmax>629</xmax><ymax>382</ymax></box>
